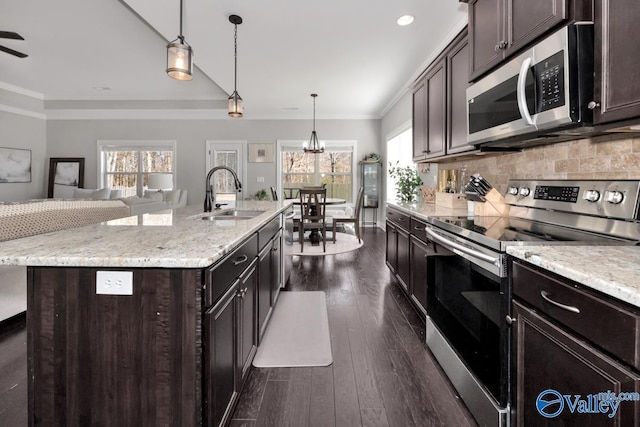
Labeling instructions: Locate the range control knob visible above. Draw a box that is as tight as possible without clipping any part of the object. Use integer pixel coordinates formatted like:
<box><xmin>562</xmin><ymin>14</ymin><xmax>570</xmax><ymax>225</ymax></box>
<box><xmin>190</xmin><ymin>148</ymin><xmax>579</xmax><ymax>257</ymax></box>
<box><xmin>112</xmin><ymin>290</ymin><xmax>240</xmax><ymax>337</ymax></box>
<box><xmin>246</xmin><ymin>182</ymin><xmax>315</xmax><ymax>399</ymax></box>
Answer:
<box><xmin>519</xmin><ymin>187</ymin><xmax>531</xmax><ymax>197</ymax></box>
<box><xmin>582</xmin><ymin>189</ymin><xmax>600</xmax><ymax>202</ymax></box>
<box><xmin>604</xmin><ymin>190</ymin><xmax>624</xmax><ymax>204</ymax></box>
<box><xmin>508</xmin><ymin>186</ymin><xmax>519</xmax><ymax>196</ymax></box>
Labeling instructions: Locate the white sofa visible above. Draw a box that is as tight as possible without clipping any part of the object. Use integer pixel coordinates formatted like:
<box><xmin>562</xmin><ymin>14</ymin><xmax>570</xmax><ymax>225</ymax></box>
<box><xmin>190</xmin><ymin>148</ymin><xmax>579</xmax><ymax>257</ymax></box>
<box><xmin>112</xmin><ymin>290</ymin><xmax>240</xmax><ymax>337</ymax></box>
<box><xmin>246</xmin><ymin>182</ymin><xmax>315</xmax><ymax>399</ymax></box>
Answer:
<box><xmin>120</xmin><ymin>189</ymin><xmax>188</xmax><ymax>215</ymax></box>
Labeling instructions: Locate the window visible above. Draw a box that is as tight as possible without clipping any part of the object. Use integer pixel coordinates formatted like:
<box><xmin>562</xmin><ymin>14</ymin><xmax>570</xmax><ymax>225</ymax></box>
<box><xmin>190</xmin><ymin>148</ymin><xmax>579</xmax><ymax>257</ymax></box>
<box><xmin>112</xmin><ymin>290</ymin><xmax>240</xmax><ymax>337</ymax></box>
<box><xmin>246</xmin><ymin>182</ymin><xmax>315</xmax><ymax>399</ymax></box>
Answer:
<box><xmin>278</xmin><ymin>141</ymin><xmax>356</xmax><ymax>202</ymax></box>
<box><xmin>386</xmin><ymin>128</ymin><xmax>413</xmax><ymax>201</ymax></box>
<box><xmin>98</xmin><ymin>141</ymin><xmax>176</xmax><ymax>197</ymax></box>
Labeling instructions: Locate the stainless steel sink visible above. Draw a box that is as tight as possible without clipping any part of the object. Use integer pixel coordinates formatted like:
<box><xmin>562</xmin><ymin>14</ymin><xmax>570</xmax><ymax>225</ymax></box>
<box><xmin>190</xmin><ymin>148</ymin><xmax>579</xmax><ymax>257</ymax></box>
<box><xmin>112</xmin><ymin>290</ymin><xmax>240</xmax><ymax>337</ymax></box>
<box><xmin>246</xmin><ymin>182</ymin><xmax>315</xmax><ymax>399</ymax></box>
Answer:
<box><xmin>198</xmin><ymin>209</ymin><xmax>265</xmax><ymax>221</ymax></box>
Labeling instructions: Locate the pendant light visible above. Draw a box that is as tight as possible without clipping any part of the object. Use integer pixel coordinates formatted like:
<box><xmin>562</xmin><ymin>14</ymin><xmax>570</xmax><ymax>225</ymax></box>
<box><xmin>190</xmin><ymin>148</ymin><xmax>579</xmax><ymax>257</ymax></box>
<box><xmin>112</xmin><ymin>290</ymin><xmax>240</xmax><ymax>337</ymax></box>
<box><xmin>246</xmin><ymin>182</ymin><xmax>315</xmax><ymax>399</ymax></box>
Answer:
<box><xmin>228</xmin><ymin>15</ymin><xmax>243</xmax><ymax>118</ymax></box>
<box><xmin>166</xmin><ymin>0</ymin><xmax>193</xmax><ymax>81</ymax></box>
<box><xmin>303</xmin><ymin>94</ymin><xmax>325</xmax><ymax>153</ymax></box>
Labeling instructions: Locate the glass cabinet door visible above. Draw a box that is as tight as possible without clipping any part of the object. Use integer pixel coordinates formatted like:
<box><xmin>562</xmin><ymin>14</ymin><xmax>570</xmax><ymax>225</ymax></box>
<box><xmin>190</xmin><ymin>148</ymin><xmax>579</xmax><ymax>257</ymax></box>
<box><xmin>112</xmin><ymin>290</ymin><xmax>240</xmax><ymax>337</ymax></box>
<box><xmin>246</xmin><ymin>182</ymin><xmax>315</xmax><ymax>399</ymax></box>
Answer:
<box><xmin>362</xmin><ymin>163</ymin><xmax>379</xmax><ymax>208</ymax></box>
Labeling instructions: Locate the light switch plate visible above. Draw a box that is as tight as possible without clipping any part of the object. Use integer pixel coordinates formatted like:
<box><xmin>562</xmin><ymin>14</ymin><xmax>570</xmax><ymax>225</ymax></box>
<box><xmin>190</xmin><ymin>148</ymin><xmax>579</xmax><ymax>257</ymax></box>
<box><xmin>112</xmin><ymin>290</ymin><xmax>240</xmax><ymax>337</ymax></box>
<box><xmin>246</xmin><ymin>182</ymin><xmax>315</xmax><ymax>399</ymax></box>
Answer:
<box><xmin>96</xmin><ymin>271</ymin><xmax>133</xmax><ymax>295</ymax></box>
<box><xmin>257</xmin><ymin>176</ymin><xmax>265</xmax><ymax>182</ymax></box>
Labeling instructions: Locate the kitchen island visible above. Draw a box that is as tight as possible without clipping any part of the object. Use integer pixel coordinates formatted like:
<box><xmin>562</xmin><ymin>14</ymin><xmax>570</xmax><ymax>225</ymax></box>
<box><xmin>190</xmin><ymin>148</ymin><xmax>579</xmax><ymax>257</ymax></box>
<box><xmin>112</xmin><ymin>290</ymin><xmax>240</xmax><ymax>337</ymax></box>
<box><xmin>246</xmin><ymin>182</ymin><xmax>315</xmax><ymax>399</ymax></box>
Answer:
<box><xmin>0</xmin><ymin>200</ymin><xmax>292</xmax><ymax>427</ymax></box>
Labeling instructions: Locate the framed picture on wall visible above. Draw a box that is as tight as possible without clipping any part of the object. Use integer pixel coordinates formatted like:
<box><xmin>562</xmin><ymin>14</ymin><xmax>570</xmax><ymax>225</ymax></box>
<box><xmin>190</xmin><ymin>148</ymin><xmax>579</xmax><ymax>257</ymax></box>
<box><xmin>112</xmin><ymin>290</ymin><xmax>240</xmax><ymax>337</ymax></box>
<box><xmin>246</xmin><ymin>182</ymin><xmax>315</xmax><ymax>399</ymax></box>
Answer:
<box><xmin>48</xmin><ymin>158</ymin><xmax>85</xmax><ymax>198</ymax></box>
<box><xmin>0</xmin><ymin>147</ymin><xmax>32</xmax><ymax>183</ymax></box>
<box><xmin>248</xmin><ymin>143</ymin><xmax>275</xmax><ymax>163</ymax></box>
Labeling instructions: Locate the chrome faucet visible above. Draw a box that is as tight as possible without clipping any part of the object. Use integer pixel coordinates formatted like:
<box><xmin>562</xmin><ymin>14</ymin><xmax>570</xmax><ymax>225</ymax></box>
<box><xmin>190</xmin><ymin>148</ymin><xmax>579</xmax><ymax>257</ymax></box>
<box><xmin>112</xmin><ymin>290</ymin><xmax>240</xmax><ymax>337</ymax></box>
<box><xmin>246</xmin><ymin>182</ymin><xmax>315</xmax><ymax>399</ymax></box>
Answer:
<box><xmin>204</xmin><ymin>166</ymin><xmax>242</xmax><ymax>212</ymax></box>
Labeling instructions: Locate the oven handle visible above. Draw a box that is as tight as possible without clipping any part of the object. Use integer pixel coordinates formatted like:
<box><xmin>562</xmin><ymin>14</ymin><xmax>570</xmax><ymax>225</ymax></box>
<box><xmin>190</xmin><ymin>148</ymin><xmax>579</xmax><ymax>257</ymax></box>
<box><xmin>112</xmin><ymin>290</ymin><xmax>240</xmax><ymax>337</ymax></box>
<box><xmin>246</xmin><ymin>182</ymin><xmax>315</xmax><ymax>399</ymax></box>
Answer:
<box><xmin>425</xmin><ymin>228</ymin><xmax>501</xmax><ymax>267</ymax></box>
<box><xmin>540</xmin><ymin>291</ymin><xmax>580</xmax><ymax>314</ymax></box>
<box><xmin>517</xmin><ymin>57</ymin><xmax>535</xmax><ymax>126</ymax></box>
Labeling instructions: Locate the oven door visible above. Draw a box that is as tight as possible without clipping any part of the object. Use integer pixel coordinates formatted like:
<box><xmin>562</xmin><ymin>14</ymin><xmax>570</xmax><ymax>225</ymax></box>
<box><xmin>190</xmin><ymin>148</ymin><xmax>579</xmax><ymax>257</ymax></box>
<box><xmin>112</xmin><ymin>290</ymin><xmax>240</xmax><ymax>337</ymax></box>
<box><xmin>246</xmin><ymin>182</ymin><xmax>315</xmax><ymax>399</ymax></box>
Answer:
<box><xmin>425</xmin><ymin>225</ymin><xmax>510</xmax><ymax>425</ymax></box>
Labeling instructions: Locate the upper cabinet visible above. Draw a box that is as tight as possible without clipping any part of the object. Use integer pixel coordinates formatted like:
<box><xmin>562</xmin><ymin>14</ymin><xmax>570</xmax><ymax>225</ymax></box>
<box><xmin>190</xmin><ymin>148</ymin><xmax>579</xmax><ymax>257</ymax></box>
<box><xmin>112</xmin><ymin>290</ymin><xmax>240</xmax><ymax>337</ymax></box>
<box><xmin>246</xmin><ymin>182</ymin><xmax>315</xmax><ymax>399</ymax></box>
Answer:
<box><xmin>468</xmin><ymin>0</ymin><xmax>592</xmax><ymax>81</ymax></box>
<box><xmin>592</xmin><ymin>0</ymin><xmax>640</xmax><ymax>124</ymax></box>
<box><xmin>413</xmin><ymin>29</ymin><xmax>470</xmax><ymax>162</ymax></box>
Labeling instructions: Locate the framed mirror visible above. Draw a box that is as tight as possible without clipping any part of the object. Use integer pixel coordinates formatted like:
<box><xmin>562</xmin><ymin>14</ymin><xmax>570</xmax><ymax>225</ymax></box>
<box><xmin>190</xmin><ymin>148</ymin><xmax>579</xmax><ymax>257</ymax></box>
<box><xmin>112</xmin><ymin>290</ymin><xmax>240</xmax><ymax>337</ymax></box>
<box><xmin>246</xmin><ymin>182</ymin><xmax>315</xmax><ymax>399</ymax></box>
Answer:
<box><xmin>48</xmin><ymin>157</ymin><xmax>85</xmax><ymax>198</ymax></box>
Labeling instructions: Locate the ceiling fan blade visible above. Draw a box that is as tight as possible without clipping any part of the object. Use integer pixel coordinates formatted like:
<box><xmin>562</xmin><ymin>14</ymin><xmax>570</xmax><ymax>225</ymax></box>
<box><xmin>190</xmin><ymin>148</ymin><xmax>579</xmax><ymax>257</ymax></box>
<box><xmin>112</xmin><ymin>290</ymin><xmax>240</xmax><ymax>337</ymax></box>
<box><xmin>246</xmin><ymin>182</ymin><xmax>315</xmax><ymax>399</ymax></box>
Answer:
<box><xmin>0</xmin><ymin>31</ymin><xmax>24</xmax><ymax>40</ymax></box>
<box><xmin>0</xmin><ymin>45</ymin><xmax>28</xmax><ymax>58</ymax></box>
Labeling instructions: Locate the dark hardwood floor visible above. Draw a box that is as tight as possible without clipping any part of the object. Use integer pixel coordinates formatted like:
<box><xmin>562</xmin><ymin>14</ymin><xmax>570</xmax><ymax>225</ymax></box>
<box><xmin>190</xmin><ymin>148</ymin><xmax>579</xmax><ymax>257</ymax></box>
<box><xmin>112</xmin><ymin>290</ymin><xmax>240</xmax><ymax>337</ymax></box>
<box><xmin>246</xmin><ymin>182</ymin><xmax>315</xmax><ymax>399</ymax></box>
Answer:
<box><xmin>0</xmin><ymin>227</ymin><xmax>477</xmax><ymax>427</ymax></box>
<box><xmin>230</xmin><ymin>227</ymin><xmax>477</xmax><ymax>427</ymax></box>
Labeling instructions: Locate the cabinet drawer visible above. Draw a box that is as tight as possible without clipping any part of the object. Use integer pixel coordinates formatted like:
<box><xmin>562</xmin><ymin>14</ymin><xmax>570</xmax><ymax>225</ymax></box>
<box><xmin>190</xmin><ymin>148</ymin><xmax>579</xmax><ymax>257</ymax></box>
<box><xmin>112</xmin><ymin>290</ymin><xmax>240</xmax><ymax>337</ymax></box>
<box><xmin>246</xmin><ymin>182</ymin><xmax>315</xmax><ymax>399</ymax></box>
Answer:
<box><xmin>386</xmin><ymin>207</ymin><xmax>410</xmax><ymax>231</ymax></box>
<box><xmin>206</xmin><ymin>234</ymin><xmax>258</xmax><ymax>307</ymax></box>
<box><xmin>258</xmin><ymin>216</ymin><xmax>280</xmax><ymax>251</ymax></box>
<box><xmin>410</xmin><ymin>217</ymin><xmax>429</xmax><ymax>243</ymax></box>
<box><xmin>513</xmin><ymin>260</ymin><xmax>640</xmax><ymax>370</ymax></box>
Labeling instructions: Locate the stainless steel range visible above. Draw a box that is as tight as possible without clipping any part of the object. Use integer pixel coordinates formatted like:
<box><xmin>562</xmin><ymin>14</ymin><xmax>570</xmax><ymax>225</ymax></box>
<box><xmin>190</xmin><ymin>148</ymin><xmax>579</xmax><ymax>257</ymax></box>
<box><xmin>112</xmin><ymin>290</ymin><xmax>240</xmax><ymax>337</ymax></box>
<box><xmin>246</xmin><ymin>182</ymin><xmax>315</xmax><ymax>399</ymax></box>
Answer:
<box><xmin>423</xmin><ymin>179</ymin><xmax>640</xmax><ymax>427</ymax></box>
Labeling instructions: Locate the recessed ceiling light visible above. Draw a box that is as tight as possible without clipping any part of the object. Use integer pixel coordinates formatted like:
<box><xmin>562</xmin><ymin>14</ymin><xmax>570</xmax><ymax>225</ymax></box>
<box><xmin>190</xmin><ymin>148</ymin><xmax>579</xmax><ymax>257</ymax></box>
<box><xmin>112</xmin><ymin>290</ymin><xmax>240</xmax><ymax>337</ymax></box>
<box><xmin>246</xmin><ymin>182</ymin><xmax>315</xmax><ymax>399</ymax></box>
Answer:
<box><xmin>397</xmin><ymin>15</ymin><xmax>415</xmax><ymax>26</ymax></box>
<box><xmin>92</xmin><ymin>86</ymin><xmax>112</xmax><ymax>91</ymax></box>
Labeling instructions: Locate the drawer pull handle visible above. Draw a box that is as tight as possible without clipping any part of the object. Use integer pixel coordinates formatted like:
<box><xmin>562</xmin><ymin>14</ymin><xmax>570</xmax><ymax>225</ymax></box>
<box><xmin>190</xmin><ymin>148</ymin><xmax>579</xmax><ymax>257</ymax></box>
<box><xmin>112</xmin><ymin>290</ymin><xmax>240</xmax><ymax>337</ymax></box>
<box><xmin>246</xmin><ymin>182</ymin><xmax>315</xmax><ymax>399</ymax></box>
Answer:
<box><xmin>414</xmin><ymin>226</ymin><xmax>424</xmax><ymax>231</ymax></box>
<box><xmin>399</xmin><ymin>218</ymin><xmax>406</xmax><ymax>222</ymax></box>
<box><xmin>233</xmin><ymin>254</ymin><xmax>249</xmax><ymax>266</ymax></box>
<box><xmin>540</xmin><ymin>291</ymin><xmax>580</xmax><ymax>314</ymax></box>
<box><xmin>505</xmin><ymin>315</ymin><xmax>517</xmax><ymax>325</ymax></box>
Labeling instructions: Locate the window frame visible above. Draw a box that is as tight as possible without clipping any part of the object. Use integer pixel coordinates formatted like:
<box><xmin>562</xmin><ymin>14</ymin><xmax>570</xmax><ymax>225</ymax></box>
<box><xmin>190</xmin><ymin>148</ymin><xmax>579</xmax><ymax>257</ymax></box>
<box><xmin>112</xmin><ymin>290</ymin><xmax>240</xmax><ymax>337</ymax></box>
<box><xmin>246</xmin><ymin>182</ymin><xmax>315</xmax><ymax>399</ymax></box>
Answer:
<box><xmin>97</xmin><ymin>140</ymin><xmax>177</xmax><ymax>197</ymax></box>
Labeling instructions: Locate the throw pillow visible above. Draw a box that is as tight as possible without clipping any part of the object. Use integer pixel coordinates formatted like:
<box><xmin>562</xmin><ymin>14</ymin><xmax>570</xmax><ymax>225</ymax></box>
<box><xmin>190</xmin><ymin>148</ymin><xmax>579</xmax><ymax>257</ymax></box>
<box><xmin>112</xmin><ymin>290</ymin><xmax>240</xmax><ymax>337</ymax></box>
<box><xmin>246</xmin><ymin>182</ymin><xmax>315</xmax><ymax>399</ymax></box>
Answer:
<box><xmin>121</xmin><ymin>196</ymin><xmax>153</xmax><ymax>206</ymax></box>
<box><xmin>73</xmin><ymin>188</ymin><xmax>111</xmax><ymax>200</ymax></box>
<box><xmin>143</xmin><ymin>190</ymin><xmax>163</xmax><ymax>202</ymax></box>
<box><xmin>161</xmin><ymin>189</ymin><xmax>181</xmax><ymax>204</ymax></box>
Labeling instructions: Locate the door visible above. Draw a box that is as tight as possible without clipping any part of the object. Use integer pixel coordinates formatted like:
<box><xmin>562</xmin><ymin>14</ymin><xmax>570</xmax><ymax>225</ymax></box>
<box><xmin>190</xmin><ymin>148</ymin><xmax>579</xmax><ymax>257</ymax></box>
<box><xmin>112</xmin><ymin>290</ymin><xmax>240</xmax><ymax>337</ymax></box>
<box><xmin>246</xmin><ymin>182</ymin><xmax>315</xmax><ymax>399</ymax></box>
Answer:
<box><xmin>258</xmin><ymin>244</ymin><xmax>272</xmax><ymax>342</ymax></box>
<box><xmin>593</xmin><ymin>0</ymin><xmax>640</xmax><ymax>124</ymax></box>
<box><xmin>509</xmin><ymin>0</ymin><xmax>567</xmax><ymax>54</ymax></box>
<box><xmin>385</xmin><ymin>221</ymin><xmax>398</xmax><ymax>274</ymax></box>
<box><xmin>270</xmin><ymin>231</ymin><xmax>282</xmax><ymax>305</ymax></box>
<box><xmin>396</xmin><ymin>227</ymin><xmax>411</xmax><ymax>292</ymax></box>
<box><xmin>206</xmin><ymin>141</ymin><xmax>245</xmax><ymax>206</ymax></box>
<box><xmin>409</xmin><ymin>235</ymin><xmax>433</xmax><ymax>317</ymax></box>
<box><xmin>512</xmin><ymin>300</ymin><xmax>640</xmax><ymax>426</ymax></box>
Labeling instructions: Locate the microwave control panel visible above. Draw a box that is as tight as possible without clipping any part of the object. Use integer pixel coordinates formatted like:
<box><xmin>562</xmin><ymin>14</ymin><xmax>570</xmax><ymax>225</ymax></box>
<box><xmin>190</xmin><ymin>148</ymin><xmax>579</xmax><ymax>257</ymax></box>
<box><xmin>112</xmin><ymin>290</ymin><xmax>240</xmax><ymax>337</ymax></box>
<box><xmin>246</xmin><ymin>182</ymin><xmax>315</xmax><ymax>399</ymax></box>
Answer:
<box><xmin>535</xmin><ymin>51</ymin><xmax>565</xmax><ymax>113</ymax></box>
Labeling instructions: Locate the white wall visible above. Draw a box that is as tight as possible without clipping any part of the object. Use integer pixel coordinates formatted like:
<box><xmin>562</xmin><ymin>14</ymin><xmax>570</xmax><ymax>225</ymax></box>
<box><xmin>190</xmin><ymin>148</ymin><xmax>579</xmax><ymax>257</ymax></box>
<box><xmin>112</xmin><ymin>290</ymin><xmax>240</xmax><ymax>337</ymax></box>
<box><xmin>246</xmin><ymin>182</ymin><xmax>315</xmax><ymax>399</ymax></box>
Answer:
<box><xmin>45</xmin><ymin>118</ymin><xmax>381</xmax><ymax>205</ymax></box>
<box><xmin>0</xmin><ymin>110</ymin><xmax>47</xmax><ymax>201</ymax></box>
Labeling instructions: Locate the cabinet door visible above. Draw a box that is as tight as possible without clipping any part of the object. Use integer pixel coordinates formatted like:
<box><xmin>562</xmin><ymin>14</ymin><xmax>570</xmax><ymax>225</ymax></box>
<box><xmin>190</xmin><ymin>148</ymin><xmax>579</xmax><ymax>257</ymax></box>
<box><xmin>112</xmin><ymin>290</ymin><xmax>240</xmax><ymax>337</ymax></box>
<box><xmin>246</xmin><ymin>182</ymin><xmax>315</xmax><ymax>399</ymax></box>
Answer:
<box><xmin>396</xmin><ymin>227</ymin><xmax>411</xmax><ymax>293</ymax></box>
<box><xmin>270</xmin><ymin>232</ymin><xmax>282</xmax><ymax>306</ymax></box>
<box><xmin>469</xmin><ymin>0</ymin><xmax>504</xmax><ymax>81</ymax></box>
<box><xmin>385</xmin><ymin>221</ymin><xmax>398</xmax><ymax>274</ymax></box>
<box><xmin>512</xmin><ymin>300</ymin><xmax>640</xmax><ymax>426</ymax></box>
<box><xmin>447</xmin><ymin>32</ymin><xmax>471</xmax><ymax>155</ymax></box>
<box><xmin>593</xmin><ymin>0</ymin><xmax>640</xmax><ymax>124</ymax></box>
<box><xmin>257</xmin><ymin>244</ymin><xmax>272</xmax><ymax>342</ymax></box>
<box><xmin>237</xmin><ymin>261</ymin><xmax>257</xmax><ymax>387</ymax></box>
<box><xmin>425</xmin><ymin>60</ymin><xmax>447</xmax><ymax>159</ymax></box>
<box><xmin>409</xmin><ymin>236</ymin><xmax>432</xmax><ymax>317</ymax></box>
<box><xmin>412</xmin><ymin>78</ymin><xmax>427</xmax><ymax>161</ymax></box>
<box><xmin>204</xmin><ymin>283</ymin><xmax>238</xmax><ymax>427</ymax></box>
<box><xmin>508</xmin><ymin>0</ymin><xmax>567</xmax><ymax>56</ymax></box>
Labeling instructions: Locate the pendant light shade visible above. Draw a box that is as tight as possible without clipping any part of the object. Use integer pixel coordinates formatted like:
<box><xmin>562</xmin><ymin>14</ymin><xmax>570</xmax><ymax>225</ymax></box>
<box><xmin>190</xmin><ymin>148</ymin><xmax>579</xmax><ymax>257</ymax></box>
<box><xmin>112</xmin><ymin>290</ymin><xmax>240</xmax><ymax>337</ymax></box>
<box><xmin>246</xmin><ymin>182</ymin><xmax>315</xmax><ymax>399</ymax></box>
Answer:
<box><xmin>304</xmin><ymin>94</ymin><xmax>324</xmax><ymax>154</ymax></box>
<box><xmin>166</xmin><ymin>0</ymin><xmax>193</xmax><ymax>81</ymax></box>
<box><xmin>228</xmin><ymin>15</ymin><xmax>243</xmax><ymax>118</ymax></box>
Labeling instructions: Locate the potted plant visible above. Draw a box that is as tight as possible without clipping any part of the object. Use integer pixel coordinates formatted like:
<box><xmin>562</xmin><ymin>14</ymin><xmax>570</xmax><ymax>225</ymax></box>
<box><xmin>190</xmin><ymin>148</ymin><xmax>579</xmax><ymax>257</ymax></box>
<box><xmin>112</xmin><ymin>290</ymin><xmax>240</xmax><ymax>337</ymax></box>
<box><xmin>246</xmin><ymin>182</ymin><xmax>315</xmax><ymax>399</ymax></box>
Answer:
<box><xmin>388</xmin><ymin>161</ymin><xmax>423</xmax><ymax>202</ymax></box>
<box><xmin>254</xmin><ymin>189</ymin><xmax>268</xmax><ymax>200</ymax></box>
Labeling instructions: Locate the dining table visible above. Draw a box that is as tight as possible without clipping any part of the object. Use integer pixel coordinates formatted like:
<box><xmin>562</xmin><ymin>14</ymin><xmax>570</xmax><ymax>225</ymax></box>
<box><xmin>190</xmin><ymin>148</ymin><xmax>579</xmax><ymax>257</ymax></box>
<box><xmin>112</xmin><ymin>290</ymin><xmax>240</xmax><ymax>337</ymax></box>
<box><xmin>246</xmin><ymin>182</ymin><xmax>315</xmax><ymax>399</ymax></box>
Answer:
<box><xmin>292</xmin><ymin>197</ymin><xmax>346</xmax><ymax>245</ymax></box>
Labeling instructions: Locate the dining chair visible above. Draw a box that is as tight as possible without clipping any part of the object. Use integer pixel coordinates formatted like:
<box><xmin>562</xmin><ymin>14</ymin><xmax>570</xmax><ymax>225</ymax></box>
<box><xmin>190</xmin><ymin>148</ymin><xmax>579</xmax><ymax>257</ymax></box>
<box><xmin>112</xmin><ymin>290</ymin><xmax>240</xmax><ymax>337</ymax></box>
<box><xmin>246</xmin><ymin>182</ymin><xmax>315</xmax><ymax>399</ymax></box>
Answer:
<box><xmin>270</xmin><ymin>186</ymin><xmax>278</xmax><ymax>201</ymax></box>
<box><xmin>333</xmin><ymin>186</ymin><xmax>364</xmax><ymax>243</ymax></box>
<box><xmin>298</xmin><ymin>187</ymin><xmax>327</xmax><ymax>252</ymax></box>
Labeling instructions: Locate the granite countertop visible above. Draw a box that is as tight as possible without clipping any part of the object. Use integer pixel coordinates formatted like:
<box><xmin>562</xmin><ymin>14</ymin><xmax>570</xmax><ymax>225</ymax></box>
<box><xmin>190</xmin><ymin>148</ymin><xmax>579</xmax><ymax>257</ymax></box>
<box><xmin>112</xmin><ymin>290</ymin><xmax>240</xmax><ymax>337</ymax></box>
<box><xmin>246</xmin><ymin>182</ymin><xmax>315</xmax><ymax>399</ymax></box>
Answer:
<box><xmin>386</xmin><ymin>201</ymin><xmax>469</xmax><ymax>221</ymax></box>
<box><xmin>508</xmin><ymin>246</ymin><xmax>640</xmax><ymax>309</ymax></box>
<box><xmin>0</xmin><ymin>200</ymin><xmax>293</xmax><ymax>269</ymax></box>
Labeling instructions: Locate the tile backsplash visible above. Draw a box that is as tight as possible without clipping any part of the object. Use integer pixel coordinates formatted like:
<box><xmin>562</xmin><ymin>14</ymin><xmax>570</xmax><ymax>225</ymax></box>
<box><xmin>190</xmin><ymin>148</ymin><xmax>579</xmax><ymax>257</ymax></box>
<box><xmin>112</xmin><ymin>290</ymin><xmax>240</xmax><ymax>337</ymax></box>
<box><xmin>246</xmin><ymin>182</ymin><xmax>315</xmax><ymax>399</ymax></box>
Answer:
<box><xmin>438</xmin><ymin>136</ymin><xmax>640</xmax><ymax>194</ymax></box>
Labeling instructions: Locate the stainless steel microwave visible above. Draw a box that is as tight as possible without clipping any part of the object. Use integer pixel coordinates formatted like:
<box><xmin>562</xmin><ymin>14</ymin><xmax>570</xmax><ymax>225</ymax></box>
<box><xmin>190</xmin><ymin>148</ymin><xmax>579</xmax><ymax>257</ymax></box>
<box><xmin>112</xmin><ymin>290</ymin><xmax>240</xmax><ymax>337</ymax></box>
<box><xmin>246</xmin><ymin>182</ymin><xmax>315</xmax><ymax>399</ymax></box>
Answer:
<box><xmin>467</xmin><ymin>24</ymin><xmax>594</xmax><ymax>148</ymax></box>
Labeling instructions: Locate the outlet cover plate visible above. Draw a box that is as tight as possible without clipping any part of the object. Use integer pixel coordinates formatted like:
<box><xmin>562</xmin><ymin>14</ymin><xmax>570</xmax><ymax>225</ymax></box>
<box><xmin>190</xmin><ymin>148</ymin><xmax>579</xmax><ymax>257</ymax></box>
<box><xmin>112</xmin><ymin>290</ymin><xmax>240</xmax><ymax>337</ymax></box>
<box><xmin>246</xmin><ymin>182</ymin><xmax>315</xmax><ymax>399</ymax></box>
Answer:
<box><xmin>96</xmin><ymin>271</ymin><xmax>133</xmax><ymax>295</ymax></box>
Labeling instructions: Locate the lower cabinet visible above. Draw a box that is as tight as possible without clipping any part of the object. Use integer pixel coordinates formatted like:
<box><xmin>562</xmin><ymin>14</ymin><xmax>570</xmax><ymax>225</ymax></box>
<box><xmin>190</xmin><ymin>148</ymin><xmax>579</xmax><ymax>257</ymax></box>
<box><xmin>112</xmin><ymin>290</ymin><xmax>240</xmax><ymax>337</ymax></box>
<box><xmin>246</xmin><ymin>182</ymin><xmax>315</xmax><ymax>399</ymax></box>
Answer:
<box><xmin>385</xmin><ymin>221</ymin><xmax>398</xmax><ymax>274</ymax></box>
<box><xmin>257</xmin><ymin>230</ymin><xmax>282</xmax><ymax>343</ymax></box>
<box><xmin>204</xmin><ymin>258</ymin><xmax>258</xmax><ymax>427</ymax></box>
<box><xmin>409</xmin><ymin>235</ymin><xmax>431</xmax><ymax>316</ymax></box>
<box><xmin>396</xmin><ymin>227</ymin><xmax>410</xmax><ymax>292</ymax></box>
<box><xmin>511</xmin><ymin>260</ymin><xmax>640</xmax><ymax>426</ymax></box>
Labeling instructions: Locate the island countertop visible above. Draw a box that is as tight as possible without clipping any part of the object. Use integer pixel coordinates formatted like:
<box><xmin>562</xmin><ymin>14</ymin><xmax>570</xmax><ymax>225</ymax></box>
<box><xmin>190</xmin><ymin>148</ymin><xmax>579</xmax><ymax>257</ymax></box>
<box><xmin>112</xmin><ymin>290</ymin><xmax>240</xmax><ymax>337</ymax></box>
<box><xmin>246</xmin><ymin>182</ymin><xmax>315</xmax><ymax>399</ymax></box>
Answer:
<box><xmin>0</xmin><ymin>200</ymin><xmax>293</xmax><ymax>269</ymax></box>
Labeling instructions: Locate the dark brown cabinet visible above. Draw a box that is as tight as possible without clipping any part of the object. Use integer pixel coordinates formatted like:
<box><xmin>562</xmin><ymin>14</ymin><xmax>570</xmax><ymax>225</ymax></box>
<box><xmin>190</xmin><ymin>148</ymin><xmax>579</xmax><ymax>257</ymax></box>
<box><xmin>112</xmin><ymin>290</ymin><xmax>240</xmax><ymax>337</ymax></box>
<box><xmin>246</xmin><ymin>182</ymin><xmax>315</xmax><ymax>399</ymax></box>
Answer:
<box><xmin>204</xmin><ymin>283</ymin><xmax>238</xmax><ymax>427</ymax></box>
<box><xmin>258</xmin><ymin>230</ymin><xmax>282</xmax><ymax>342</ymax></box>
<box><xmin>412</xmin><ymin>28</ymin><xmax>470</xmax><ymax>161</ymax></box>
<box><xmin>385</xmin><ymin>207</ymin><xmax>410</xmax><ymax>292</ymax></box>
<box><xmin>511</xmin><ymin>260</ymin><xmax>640</xmax><ymax>426</ymax></box>
<box><xmin>409</xmin><ymin>236</ymin><xmax>429</xmax><ymax>316</ymax></box>
<box><xmin>468</xmin><ymin>0</ymin><xmax>591</xmax><ymax>81</ymax></box>
<box><xmin>593</xmin><ymin>0</ymin><xmax>640</xmax><ymax>124</ymax></box>
<box><xmin>237</xmin><ymin>261</ymin><xmax>257</xmax><ymax>386</ymax></box>
<box><xmin>385</xmin><ymin>221</ymin><xmax>398</xmax><ymax>274</ymax></box>
<box><xmin>396</xmin><ymin>227</ymin><xmax>411</xmax><ymax>292</ymax></box>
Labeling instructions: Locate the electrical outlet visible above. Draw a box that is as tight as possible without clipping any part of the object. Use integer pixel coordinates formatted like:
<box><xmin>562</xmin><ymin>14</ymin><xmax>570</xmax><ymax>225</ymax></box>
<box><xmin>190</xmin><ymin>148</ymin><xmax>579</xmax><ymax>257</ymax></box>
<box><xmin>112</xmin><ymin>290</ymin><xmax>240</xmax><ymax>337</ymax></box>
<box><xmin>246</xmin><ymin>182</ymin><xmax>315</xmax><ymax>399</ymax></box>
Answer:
<box><xmin>257</xmin><ymin>176</ymin><xmax>265</xmax><ymax>182</ymax></box>
<box><xmin>96</xmin><ymin>271</ymin><xmax>133</xmax><ymax>295</ymax></box>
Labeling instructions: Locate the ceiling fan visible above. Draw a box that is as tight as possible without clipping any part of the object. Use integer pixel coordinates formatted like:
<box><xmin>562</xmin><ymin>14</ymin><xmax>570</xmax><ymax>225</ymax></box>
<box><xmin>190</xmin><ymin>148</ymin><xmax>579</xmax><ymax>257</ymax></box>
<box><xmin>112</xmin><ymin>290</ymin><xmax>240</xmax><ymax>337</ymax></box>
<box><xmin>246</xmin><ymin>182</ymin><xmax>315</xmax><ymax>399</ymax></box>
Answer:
<box><xmin>0</xmin><ymin>31</ymin><xmax>28</xmax><ymax>58</ymax></box>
